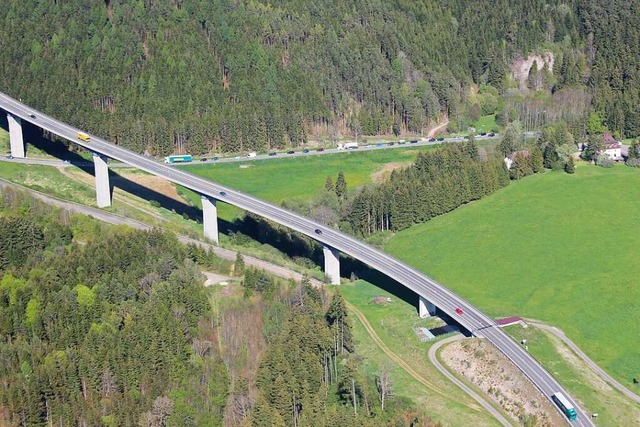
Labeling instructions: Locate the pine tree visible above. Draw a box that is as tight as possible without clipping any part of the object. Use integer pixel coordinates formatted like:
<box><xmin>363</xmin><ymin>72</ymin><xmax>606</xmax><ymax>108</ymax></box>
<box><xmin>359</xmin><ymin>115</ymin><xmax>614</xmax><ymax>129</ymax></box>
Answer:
<box><xmin>565</xmin><ymin>156</ymin><xmax>576</xmax><ymax>174</ymax></box>
<box><xmin>335</xmin><ymin>172</ymin><xmax>347</xmax><ymax>201</ymax></box>
<box><xmin>324</xmin><ymin>176</ymin><xmax>334</xmax><ymax>192</ymax></box>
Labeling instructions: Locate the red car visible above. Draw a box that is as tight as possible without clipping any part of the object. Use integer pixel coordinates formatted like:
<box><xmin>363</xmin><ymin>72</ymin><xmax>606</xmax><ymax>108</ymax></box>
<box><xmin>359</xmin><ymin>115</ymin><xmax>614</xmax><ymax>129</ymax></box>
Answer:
<box><xmin>455</xmin><ymin>307</ymin><xmax>464</xmax><ymax>315</ymax></box>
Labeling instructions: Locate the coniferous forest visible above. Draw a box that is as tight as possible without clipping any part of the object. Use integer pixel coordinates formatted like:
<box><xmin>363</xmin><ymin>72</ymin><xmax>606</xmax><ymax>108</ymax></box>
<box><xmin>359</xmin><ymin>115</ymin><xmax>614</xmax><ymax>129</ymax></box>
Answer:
<box><xmin>1</xmin><ymin>0</ymin><xmax>639</xmax><ymax>155</ymax></box>
<box><xmin>0</xmin><ymin>188</ymin><xmax>439</xmax><ymax>426</ymax></box>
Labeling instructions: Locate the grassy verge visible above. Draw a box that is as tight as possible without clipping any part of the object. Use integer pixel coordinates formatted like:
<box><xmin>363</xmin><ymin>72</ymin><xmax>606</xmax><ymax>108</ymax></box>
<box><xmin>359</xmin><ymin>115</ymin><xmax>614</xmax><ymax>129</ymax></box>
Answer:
<box><xmin>473</xmin><ymin>114</ymin><xmax>498</xmax><ymax>134</ymax></box>
<box><xmin>385</xmin><ymin>165</ymin><xmax>640</xmax><ymax>388</ymax></box>
<box><xmin>504</xmin><ymin>324</ymin><xmax>640</xmax><ymax>426</ymax></box>
<box><xmin>340</xmin><ymin>280</ymin><xmax>501</xmax><ymax>426</ymax></box>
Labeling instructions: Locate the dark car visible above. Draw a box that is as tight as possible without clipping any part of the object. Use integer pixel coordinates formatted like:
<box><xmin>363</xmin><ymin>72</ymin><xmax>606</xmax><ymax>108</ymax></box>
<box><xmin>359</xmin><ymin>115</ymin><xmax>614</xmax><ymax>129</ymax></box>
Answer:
<box><xmin>269</xmin><ymin>152</ymin><xmax>277</xmax><ymax>156</ymax></box>
<box><xmin>212</xmin><ymin>156</ymin><xmax>219</xmax><ymax>161</ymax></box>
<box><xmin>219</xmin><ymin>191</ymin><xmax>227</xmax><ymax>197</ymax></box>
<box><xmin>314</xmin><ymin>228</ymin><xmax>322</xmax><ymax>235</ymax></box>
<box><xmin>317</xmin><ymin>148</ymin><xmax>325</xmax><ymax>152</ymax></box>
<box><xmin>388</xmin><ymin>142</ymin><xmax>395</xmax><ymax>146</ymax></box>
<box><xmin>6</xmin><ymin>155</ymin><xmax>14</xmax><ymax>160</ymax></box>
<box><xmin>29</xmin><ymin>114</ymin><xmax>36</xmax><ymax>119</ymax></box>
<box><xmin>437</xmin><ymin>137</ymin><xmax>445</xmax><ymax>141</ymax></box>
<box><xmin>479</xmin><ymin>132</ymin><xmax>487</xmax><ymax>136</ymax></box>
<box><xmin>488</xmin><ymin>132</ymin><xmax>496</xmax><ymax>137</ymax></box>
<box><xmin>200</xmin><ymin>158</ymin><xmax>207</xmax><ymax>162</ymax></box>
<box><xmin>455</xmin><ymin>307</ymin><xmax>464</xmax><ymax>315</ymax></box>
<box><xmin>410</xmin><ymin>140</ymin><xmax>418</xmax><ymax>144</ymax></box>
<box><xmin>303</xmin><ymin>148</ymin><xmax>309</xmax><ymax>154</ymax></box>
<box><xmin>287</xmin><ymin>150</ymin><xmax>295</xmax><ymax>154</ymax></box>
<box><xmin>429</xmin><ymin>138</ymin><xmax>436</xmax><ymax>142</ymax></box>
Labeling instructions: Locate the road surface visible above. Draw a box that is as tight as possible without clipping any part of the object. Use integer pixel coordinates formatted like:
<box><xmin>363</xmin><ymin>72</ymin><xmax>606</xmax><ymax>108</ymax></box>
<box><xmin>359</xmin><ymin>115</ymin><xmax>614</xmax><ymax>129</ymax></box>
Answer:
<box><xmin>0</xmin><ymin>93</ymin><xmax>592</xmax><ymax>426</ymax></box>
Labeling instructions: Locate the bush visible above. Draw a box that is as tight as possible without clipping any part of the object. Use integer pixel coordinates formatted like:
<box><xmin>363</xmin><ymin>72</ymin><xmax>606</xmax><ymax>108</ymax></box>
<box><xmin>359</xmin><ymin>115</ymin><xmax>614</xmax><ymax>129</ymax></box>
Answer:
<box><xmin>149</xmin><ymin>200</ymin><xmax>161</xmax><ymax>207</ymax></box>
<box><xmin>596</xmin><ymin>154</ymin><xmax>614</xmax><ymax>168</ymax></box>
<box><xmin>627</xmin><ymin>158</ymin><xmax>640</xmax><ymax>168</ymax></box>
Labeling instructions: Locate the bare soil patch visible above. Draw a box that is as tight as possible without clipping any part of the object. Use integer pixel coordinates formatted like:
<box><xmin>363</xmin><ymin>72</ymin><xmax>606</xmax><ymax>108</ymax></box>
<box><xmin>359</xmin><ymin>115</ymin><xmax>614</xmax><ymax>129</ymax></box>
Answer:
<box><xmin>371</xmin><ymin>162</ymin><xmax>412</xmax><ymax>183</ymax></box>
<box><xmin>441</xmin><ymin>339</ymin><xmax>564</xmax><ymax>426</ymax></box>
<box><xmin>111</xmin><ymin>173</ymin><xmax>183</xmax><ymax>203</ymax></box>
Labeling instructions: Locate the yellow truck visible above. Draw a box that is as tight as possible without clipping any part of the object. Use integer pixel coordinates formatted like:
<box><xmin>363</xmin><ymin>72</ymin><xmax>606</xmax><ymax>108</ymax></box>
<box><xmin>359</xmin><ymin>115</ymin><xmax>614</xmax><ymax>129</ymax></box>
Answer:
<box><xmin>77</xmin><ymin>132</ymin><xmax>90</xmax><ymax>142</ymax></box>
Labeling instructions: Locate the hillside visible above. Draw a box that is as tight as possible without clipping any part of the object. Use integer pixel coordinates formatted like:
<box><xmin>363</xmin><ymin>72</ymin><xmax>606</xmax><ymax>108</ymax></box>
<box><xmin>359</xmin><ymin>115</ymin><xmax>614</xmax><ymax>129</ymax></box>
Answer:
<box><xmin>2</xmin><ymin>0</ymin><xmax>637</xmax><ymax>155</ymax></box>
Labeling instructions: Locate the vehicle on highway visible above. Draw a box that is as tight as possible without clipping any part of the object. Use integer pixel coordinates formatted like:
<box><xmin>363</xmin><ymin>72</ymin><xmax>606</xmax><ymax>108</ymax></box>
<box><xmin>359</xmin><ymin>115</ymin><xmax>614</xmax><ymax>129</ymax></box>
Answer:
<box><xmin>388</xmin><ymin>142</ymin><xmax>395</xmax><ymax>146</ymax></box>
<box><xmin>247</xmin><ymin>152</ymin><xmax>257</xmax><ymax>158</ymax></box>
<box><xmin>480</xmin><ymin>132</ymin><xmax>487</xmax><ymax>136</ymax></box>
<box><xmin>437</xmin><ymin>137</ymin><xmax>445</xmax><ymax>141</ymax></box>
<box><xmin>314</xmin><ymin>228</ymin><xmax>322</xmax><ymax>235</ymax></box>
<box><xmin>212</xmin><ymin>156</ymin><xmax>219</xmax><ymax>161</ymax></box>
<box><xmin>397</xmin><ymin>140</ymin><xmax>406</xmax><ymax>144</ymax></box>
<box><xmin>488</xmin><ymin>132</ymin><xmax>496</xmax><ymax>137</ymax></box>
<box><xmin>429</xmin><ymin>138</ymin><xmax>436</xmax><ymax>142</ymax></box>
<box><xmin>317</xmin><ymin>148</ymin><xmax>325</xmax><ymax>152</ymax></box>
<box><xmin>455</xmin><ymin>307</ymin><xmax>464</xmax><ymax>315</ymax></box>
<box><xmin>303</xmin><ymin>148</ymin><xmax>309</xmax><ymax>153</ymax></box>
<box><xmin>77</xmin><ymin>132</ymin><xmax>90</xmax><ymax>142</ymax></box>
<box><xmin>164</xmin><ymin>154</ymin><xmax>192</xmax><ymax>164</ymax></box>
<box><xmin>552</xmin><ymin>392</ymin><xmax>577</xmax><ymax>421</ymax></box>
<box><xmin>219</xmin><ymin>191</ymin><xmax>227</xmax><ymax>197</ymax></box>
<box><xmin>287</xmin><ymin>150</ymin><xmax>295</xmax><ymax>154</ymax></box>
<box><xmin>29</xmin><ymin>114</ymin><xmax>36</xmax><ymax>119</ymax></box>
<box><xmin>269</xmin><ymin>152</ymin><xmax>277</xmax><ymax>156</ymax></box>
<box><xmin>6</xmin><ymin>155</ymin><xmax>14</xmax><ymax>160</ymax></box>
<box><xmin>339</xmin><ymin>142</ymin><xmax>358</xmax><ymax>150</ymax></box>
<box><xmin>200</xmin><ymin>158</ymin><xmax>207</xmax><ymax>162</ymax></box>
<box><xmin>410</xmin><ymin>139</ymin><xmax>418</xmax><ymax>144</ymax></box>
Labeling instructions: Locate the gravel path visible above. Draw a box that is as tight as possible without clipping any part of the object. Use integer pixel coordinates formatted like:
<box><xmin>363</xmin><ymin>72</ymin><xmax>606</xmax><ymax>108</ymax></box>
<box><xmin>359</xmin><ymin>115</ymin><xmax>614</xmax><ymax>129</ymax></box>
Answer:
<box><xmin>428</xmin><ymin>335</ymin><xmax>514</xmax><ymax>427</ymax></box>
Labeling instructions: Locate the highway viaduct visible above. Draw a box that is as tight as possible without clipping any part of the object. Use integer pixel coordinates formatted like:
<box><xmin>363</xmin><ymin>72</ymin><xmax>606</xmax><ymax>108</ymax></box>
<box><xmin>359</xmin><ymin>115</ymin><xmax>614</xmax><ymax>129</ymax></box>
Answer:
<box><xmin>0</xmin><ymin>92</ymin><xmax>593</xmax><ymax>426</ymax></box>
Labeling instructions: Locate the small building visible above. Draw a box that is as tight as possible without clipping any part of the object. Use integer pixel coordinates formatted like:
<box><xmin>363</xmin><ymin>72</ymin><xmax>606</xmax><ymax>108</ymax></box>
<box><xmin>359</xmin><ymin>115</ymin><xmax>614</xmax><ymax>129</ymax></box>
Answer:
<box><xmin>602</xmin><ymin>133</ymin><xmax>622</xmax><ymax>160</ymax></box>
<box><xmin>504</xmin><ymin>150</ymin><xmax>530</xmax><ymax>169</ymax></box>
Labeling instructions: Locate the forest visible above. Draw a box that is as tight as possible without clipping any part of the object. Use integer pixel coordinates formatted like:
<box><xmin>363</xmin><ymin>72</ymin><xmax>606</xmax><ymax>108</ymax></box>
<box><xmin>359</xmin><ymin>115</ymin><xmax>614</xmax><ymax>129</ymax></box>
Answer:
<box><xmin>1</xmin><ymin>0</ymin><xmax>638</xmax><ymax>155</ymax></box>
<box><xmin>0</xmin><ymin>187</ymin><xmax>438</xmax><ymax>426</ymax></box>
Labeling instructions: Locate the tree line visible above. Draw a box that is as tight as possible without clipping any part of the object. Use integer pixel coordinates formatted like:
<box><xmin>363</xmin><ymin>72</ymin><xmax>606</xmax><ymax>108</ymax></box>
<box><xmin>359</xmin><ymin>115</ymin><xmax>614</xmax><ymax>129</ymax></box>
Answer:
<box><xmin>2</xmin><ymin>0</ymin><xmax>636</xmax><ymax>157</ymax></box>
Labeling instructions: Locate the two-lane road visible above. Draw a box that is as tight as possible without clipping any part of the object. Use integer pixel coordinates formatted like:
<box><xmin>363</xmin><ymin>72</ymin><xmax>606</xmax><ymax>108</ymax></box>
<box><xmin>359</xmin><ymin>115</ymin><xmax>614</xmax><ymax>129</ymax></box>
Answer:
<box><xmin>0</xmin><ymin>93</ymin><xmax>593</xmax><ymax>426</ymax></box>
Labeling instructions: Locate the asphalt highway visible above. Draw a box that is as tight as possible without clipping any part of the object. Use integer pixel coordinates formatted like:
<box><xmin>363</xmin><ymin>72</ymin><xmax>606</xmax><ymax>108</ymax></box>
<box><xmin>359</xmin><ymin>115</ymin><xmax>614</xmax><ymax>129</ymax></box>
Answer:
<box><xmin>0</xmin><ymin>92</ymin><xmax>593</xmax><ymax>426</ymax></box>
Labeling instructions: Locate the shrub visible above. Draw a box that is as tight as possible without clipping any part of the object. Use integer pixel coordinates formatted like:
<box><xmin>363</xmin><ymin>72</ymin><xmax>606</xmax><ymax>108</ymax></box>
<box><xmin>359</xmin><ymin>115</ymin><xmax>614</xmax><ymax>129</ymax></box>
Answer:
<box><xmin>627</xmin><ymin>158</ymin><xmax>640</xmax><ymax>168</ymax></box>
<box><xmin>596</xmin><ymin>154</ymin><xmax>614</xmax><ymax>168</ymax></box>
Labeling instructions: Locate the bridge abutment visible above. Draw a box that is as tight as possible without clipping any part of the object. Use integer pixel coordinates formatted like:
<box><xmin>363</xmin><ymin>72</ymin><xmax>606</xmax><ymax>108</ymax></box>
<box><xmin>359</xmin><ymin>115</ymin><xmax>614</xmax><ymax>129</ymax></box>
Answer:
<box><xmin>419</xmin><ymin>296</ymin><xmax>436</xmax><ymax>318</ymax></box>
<box><xmin>201</xmin><ymin>196</ymin><xmax>219</xmax><ymax>244</ymax></box>
<box><xmin>323</xmin><ymin>245</ymin><xmax>341</xmax><ymax>285</ymax></box>
<box><xmin>92</xmin><ymin>153</ymin><xmax>111</xmax><ymax>208</ymax></box>
<box><xmin>7</xmin><ymin>113</ymin><xmax>25</xmax><ymax>158</ymax></box>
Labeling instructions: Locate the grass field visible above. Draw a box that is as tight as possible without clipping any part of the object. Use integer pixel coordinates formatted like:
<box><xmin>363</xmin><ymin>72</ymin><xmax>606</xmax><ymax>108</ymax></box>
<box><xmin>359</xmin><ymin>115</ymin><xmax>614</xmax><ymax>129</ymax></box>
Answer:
<box><xmin>385</xmin><ymin>165</ymin><xmax>640</xmax><ymax>389</ymax></box>
<box><xmin>182</xmin><ymin>148</ymin><xmax>427</xmax><ymax>204</ymax></box>
<box><xmin>472</xmin><ymin>114</ymin><xmax>497</xmax><ymax>134</ymax></box>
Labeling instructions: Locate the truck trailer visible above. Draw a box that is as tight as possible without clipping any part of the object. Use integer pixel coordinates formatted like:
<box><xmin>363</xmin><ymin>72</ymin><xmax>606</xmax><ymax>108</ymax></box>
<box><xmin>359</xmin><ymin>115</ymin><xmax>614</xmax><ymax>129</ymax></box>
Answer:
<box><xmin>164</xmin><ymin>155</ymin><xmax>193</xmax><ymax>164</ymax></box>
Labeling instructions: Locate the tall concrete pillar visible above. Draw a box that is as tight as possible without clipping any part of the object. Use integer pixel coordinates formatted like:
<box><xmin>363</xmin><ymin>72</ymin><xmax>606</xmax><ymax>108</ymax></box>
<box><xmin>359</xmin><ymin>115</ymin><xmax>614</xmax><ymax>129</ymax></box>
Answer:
<box><xmin>323</xmin><ymin>245</ymin><xmax>341</xmax><ymax>285</ymax></box>
<box><xmin>7</xmin><ymin>113</ymin><xmax>25</xmax><ymax>158</ymax></box>
<box><xmin>419</xmin><ymin>296</ymin><xmax>436</xmax><ymax>318</ymax></box>
<box><xmin>201</xmin><ymin>196</ymin><xmax>219</xmax><ymax>244</ymax></box>
<box><xmin>93</xmin><ymin>153</ymin><xmax>111</xmax><ymax>208</ymax></box>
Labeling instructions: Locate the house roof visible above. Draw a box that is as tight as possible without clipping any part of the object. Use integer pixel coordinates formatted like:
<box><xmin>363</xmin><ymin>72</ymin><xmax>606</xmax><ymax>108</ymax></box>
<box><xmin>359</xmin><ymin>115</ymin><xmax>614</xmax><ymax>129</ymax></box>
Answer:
<box><xmin>507</xmin><ymin>150</ymin><xmax>530</xmax><ymax>160</ymax></box>
<box><xmin>603</xmin><ymin>132</ymin><xmax>621</xmax><ymax>149</ymax></box>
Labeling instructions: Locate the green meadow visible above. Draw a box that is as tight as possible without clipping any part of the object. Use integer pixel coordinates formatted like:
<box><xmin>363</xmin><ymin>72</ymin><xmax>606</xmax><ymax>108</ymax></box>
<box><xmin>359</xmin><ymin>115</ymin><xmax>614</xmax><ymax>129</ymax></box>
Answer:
<box><xmin>183</xmin><ymin>147</ymin><xmax>426</xmax><ymax>203</ymax></box>
<box><xmin>386</xmin><ymin>165</ymin><xmax>640</xmax><ymax>388</ymax></box>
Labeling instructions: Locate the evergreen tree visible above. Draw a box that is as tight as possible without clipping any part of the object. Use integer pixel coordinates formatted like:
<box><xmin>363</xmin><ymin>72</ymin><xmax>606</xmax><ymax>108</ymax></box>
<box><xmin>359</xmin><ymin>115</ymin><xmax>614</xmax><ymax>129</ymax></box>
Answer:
<box><xmin>565</xmin><ymin>156</ymin><xmax>576</xmax><ymax>174</ymax></box>
<box><xmin>324</xmin><ymin>176</ymin><xmax>334</xmax><ymax>192</ymax></box>
<box><xmin>335</xmin><ymin>172</ymin><xmax>347</xmax><ymax>201</ymax></box>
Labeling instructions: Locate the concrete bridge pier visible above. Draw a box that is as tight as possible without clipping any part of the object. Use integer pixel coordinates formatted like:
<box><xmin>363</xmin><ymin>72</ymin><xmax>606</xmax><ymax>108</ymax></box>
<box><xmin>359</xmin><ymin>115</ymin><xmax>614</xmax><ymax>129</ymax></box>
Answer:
<box><xmin>93</xmin><ymin>153</ymin><xmax>111</xmax><ymax>208</ymax></box>
<box><xmin>201</xmin><ymin>196</ymin><xmax>219</xmax><ymax>244</ymax></box>
<box><xmin>7</xmin><ymin>113</ymin><xmax>25</xmax><ymax>158</ymax></box>
<box><xmin>419</xmin><ymin>296</ymin><xmax>436</xmax><ymax>318</ymax></box>
<box><xmin>323</xmin><ymin>245</ymin><xmax>341</xmax><ymax>285</ymax></box>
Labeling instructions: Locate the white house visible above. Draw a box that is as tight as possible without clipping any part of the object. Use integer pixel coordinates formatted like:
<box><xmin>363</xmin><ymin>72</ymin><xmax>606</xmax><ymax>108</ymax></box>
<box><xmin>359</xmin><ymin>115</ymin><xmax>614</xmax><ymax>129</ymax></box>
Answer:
<box><xmin>602</xmin><ymin>133</ymin><xmax>622</xmax><ymax>160</ymax></box>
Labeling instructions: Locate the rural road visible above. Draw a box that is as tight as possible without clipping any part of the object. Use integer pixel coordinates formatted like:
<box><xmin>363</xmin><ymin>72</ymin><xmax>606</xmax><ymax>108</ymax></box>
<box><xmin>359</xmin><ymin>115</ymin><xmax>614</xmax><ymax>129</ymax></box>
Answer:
<box><xmin>428</xmin><ymin>335</ymin><xmax>514</xmax><ymax>427</ymax></box>
<box><xmin>528</xmin><ymin>320</ymin><xmax>640</xmax><ymax>404</ymax></box>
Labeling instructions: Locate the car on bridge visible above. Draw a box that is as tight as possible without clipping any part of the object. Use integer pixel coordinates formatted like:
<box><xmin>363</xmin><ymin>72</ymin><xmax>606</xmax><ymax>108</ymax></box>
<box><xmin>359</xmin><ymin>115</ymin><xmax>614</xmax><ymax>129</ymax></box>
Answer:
<box><xmin>455</xmin><ymin>307</ymin><xmax>464</xmax><ymax>315</ymax></box>
<box><xmin>29</xmin><ymin>114</ymin><xmax>36</xmax><ymax>119</ymax></box>
<box><xmin>219</xmin><ymin>191</ymin><xmax>227</xmax><ymax>197</ymax></box>
<box><xmin>314</xmin><ymin>228</ymin><xmax>322</xmax><ymax>235</ymax></box>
